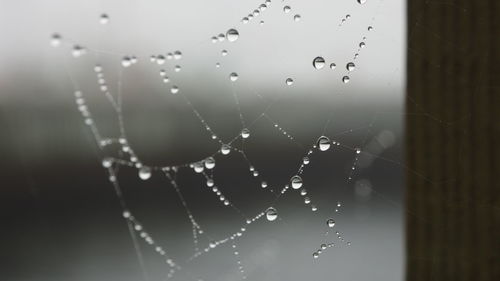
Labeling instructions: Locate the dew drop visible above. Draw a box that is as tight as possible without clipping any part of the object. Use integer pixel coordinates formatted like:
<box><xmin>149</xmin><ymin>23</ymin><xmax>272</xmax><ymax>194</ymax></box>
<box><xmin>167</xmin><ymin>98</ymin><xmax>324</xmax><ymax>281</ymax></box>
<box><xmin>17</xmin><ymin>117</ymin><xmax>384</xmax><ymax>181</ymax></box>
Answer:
<box><xmin>265</xmin><ymin>207</ymin><xmax>278</xmax><ymax>221</ymax></box>
<box><xmin>368</xmin><ymin>26</ymin><xmax>373</xmax><ymax>31</ymax></box>
<box><xmin>99</xmin><ymin>13</ymin><xmax>109</xmax><ymax>24</ymax></box>
<box><xmin>170</xmin><ymin>86</ymin><xmax>179</xmax><ymax>94</ymax></box>
<box><xmin>359</xmin><ymin>42</ymin><xmax>366</xmax><ymax>48</ymax></box>
<box><xmin>226</xmin><ymin>29</ymin><xmax>239</xmax><ymax>42</ymax></box>
<box><xmin>357</xmin><ymin>0</ymin><xmax>367</xmax><ymax>4</ymax></box>
<box><xmin>304</xmin><ymin>197</ymin><xmax>311</xmax><ymax>204</ymax></box>
<box><xmin>242</xmin><ymin>17</ymin><xmax>249</xmax><ymax>24</ymax></box>
<box><xmin>321</xmin><ymin>244</ymin><xmax>327</xmax><ymax>250</ymax></box>
<box><xmin>303</xmin><ymin>157</ymin><xmax>310</xmax><ymax>165</ymax></box>
<box><xmin>241</xmin><ymin>128</ymin><xmax>250</xmax><ymax>139</ymax></box>
<box><xmin>229</xmin><ymin>72</ymin><xmax>239</xmax><ymax>82</ymax></box>
<box><xmin>102</xmin><ymin>157</ymin><xmax>113</xmax><ymax>168</ymax></box>
<box><xmin>122</xmin><ymin>56</ymin><xmax>132</xmax><ymax>67</ymax></box>
<box><xmin>342</xmin><ymin>76</ymin><xmax>350</xmax><ymax>83</ymax></box>
<box><xmin>285</xmin><ymin>78</ymin><xmax>294</xmax><ymax>85</ymax></box>
<box><xmin>174</xmin><ymin>50</ymin><xmax>182</xmax><ymax>59</ymax></box>
<box><xmin>138</xmin><ymin>167</ymin><xmax>152</xmax><ymax>180</ymax></box>
<box><xmin>327</xmin><ymin>218</ymin><xmax>335</xmax><ymax>228</ymax></box>
<box><xmin>283</xmin><ymin>6</ymin><xmax>291</xmax><ymax>13</ymax></box>
<box><xmin>217</xmin><ymin>33</ymin><xmax>225</xmax><ymax>42</ymax></box>
<box><xmin>221</xmin><ymin>144</ymin><xmax>231</xmax><ymax>155</ymax></box>
<box><xmin>290</xmin><ymin>175</ymin><xmax>303</xmax><ymax>189</ymax></box>
<box><xmin>174</xmin><ymin>65</ymin><xmax>181</xmax><ymax>72</ymax></box>
<box><xmin>312</xmin><ymin>56</ymin><xmax>326</xmax><ymax>69</ymax></box>
<box><xmin>346</xmin><ymin>62</ymin><xmax>356</xmax><ymax>71</ymax></box>
<box><xmin>205</xmin><ymin>157</ymin><xmax>216</xmax><ymax>169</ymax></box>
<box><xmin>330</xmin><ymin>63</ymin><xmax>336</xmax><ymax>69</ymax></box>
<box><xmin>311</xmin><ymin>205</ymin><xmax>318</xmax><ymax>212</ymax></box>
<box><xmin>50</xmin><ymin>33</ymin><xmax>61</xmax><ymax>47</ymax></box>
<box><xmin>193</xmin><ymin>162</ymin><xmax>204</xmax><ymax>173</ymax></box>
<box><xmin>313</xmin><ymin>252</ymin><xmax>319</xmax><ymax>259</ymax></box>
<box><xmin>293</xmin><ymin>14</ymin><xmax>301</xmax><ymax>21</ymax></box>
<box><xmin>72</xmin><ymin>45</ymin><xmax>85</xmax><ymax>57</ymax></box>
<box><xmin>221</xmin><ymin>50</ymin><xmax>228</xmax><ymax>56</ymax></box>
<box><xmin>317</xmin><ymin>136</ymin><xmax>331</xmax><ymax>151</ymax></box>
<box><xmin>261</xmin><ymin>181</ymin><xmax>267</xmax><ymax>188</ymax></box>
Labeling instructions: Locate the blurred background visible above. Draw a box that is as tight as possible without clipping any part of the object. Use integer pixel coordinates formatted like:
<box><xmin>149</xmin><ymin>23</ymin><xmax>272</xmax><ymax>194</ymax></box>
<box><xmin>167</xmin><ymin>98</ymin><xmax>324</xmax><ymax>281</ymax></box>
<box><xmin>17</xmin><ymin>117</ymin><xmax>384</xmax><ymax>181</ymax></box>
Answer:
<box><xmin>0</xmin><ymin>0</ymin><xmax>406</xmax><ymax>280</ymax></box>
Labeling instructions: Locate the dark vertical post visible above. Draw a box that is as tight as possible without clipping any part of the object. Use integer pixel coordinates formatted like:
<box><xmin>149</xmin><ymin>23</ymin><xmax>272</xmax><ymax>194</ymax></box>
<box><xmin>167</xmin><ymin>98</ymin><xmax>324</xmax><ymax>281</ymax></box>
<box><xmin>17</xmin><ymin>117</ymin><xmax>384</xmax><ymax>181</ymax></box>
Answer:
<box><xmin>406</xmin><ymin>1</ymin><xmax>499</xmax><ymax>280</ymax></box>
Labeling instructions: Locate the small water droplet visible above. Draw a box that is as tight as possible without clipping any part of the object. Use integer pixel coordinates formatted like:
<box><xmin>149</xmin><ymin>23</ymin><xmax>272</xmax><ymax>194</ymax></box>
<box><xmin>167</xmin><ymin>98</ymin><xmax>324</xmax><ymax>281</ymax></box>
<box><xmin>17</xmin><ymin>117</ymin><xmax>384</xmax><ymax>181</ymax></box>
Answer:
<box><xmin>139</xmin><ymin>167</ymin><xmax>152</xmax><ymax>180</ymax></box>
<box><xmin>99</xmin><ymin>13</ymin><xmax>109</xmax><ymax>24</ymax></box>
<box><xmin>283</xmin><ymin>6</ymin><xmax>291</xmax><ymax>13</ymax></box>
<box><xmin>313</xmin><ymin>252</ymin><xmax>319</xmax><ymax>259</ymax></box>
<box><xmin>174</xmin><ymin>50</ymin><xmax>182</xmax><ymax>59</ymax></box>
<box><xmin>342</xmin><ymin>76</ymin><xmax>350</xmax><ymax>83</ymax></box>
<box><xmin>311</xmin><ymin>205</ymin><xmax>318</xmax><ymax>212</ymax></box>
<box><xmin>303</xmin><ymin>157</ymin><xmax>310</xmax><ymax>165</ymax></box>
<box><xmin>242</xmin><ymin>17</ymin><xmax>249</xmax><ymax>24</ymax></box>
<box><xmin>122</xmin><ymin>56</ymin><xmax>132</xmax><ymax>67</ymax></box>
<box><xmin>346</xmin><ymin>62</ymin><xmax>356</xmax><ymax>71</ymax></box>
<box><xmin>102</xmin><ymin>157</ymin><xmax>113</xmax><ymax>168</ymax></box>
<box><xmin>174</xmin><ymin>65</ymin><xmax>181</xmax><ymax>72</ymax></box>
<box><xmin>304</xmin><ymin>197</ymin><xmax>311</xmax><ymax>204</ymax></box>
<box><xmin>193</xmin><ymin>162</ymin><xmax>204</xmax><ymax>173</ymax></box>
<box><xmin>293</xmin><ymin>14</ymin><xmax>301</xmax><ymax>21</ymax></box>
<box><xmin>285</xmin><ymin>78</ymin><xmax>294</xmax><ymax>85</ymax></box>
<box><xmin>327</xmin><ymin>218</ymin><xmax>335</xmax><ymax>228</ymax></box>
<box><xmin>313</xmin><ymin>56</ymin><xmax>326</xmax><ymax>69</ymax></box>
<box><xmin>50</xmin><ymin>33</ymin><xmax>61</xmax><ymax>47</ymax></box>
<box><xmin>265</xmin><ymin>207</ymin><xmax>278</xmax><ymax>221</ymax></box>
<box><xmin>359</xmin><ymin>42</ymin><xmax>366</xmax><ymax>48</ymax></box>
<box><xmin>226</xmin><ymin>29</ymin><xmax>239</xmax><ymax>42</ymax></box>
<box><xmin>357</xmin><ymin>0</ymin><xmax>367</xmax><ymax>4</ymax></box>
<box><xmin>330</xmin><ymin>63</ymin><xmax>336</xmax><ymax>69</ymax></box>
<box><xmin>321</xmin><ymin>244</ymin><xmax>327</xmax><ymax>250</ymax></box>
<box><xmin>241</xmin><ymin>128</ymin><xmax>250</xmax><ymax>138</ymax></box>
<box><xmin>290</xmin><ymin>175</ymin><xmax>303</xmax><ymax>189</ymax></box>
<box><xmin>221</xmin><ymin>50</ymin><xmax>228</xmax><ymax>56</ymax></box>
<box><xmin>156</xmin><ymin>55</ymin><xmax>166</xmax><ymax>65</ymax></box>
<box><xmin>317</xmin><ymin>136</ymin><xmax>331</xmax><ymax>151</ymax></box>
<box><xmin>368</xmin><ymin>26</ymin><xmax>373</xmax><ymax>31</ymax></box>
<box><xmin>72</xmin><ymin>45</ymin><xmax>85</xmax><ymax>57</ymax></box>
<box><xmin>229</xmin><ymin>72</ymin><xmax>239</xmax><ymax>82</ymax></box>
<box><xmin>221</xmin><ymin>144</ymin><xmax>231</xmax><ymax>155</ymax></box>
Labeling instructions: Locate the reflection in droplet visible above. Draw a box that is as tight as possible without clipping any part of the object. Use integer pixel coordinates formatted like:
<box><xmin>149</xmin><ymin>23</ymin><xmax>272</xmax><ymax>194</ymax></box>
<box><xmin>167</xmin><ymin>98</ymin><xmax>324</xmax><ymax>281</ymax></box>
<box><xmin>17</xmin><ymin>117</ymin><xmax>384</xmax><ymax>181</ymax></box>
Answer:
<box><xmin>317</xmin><ymin>136</ymin><xmax>331</xmax><ymax>151</ymax></box>
<box><xmin>283</xmin><ymin>6</ymin><xmax>291</xmax><ymax>13</ymax></box>
<box><xmin>241</xmin><ymin>128</ymin><xmax>250</xmax><ymax>139</ymax></box>
<box><xmin>327</xmin><ymin>219</ymin><xmax>335</xmax><ymax>228</ymax></box>
<box><xmin>170</xmin><ymin>86</ymin><xmax>179</xmax><ymax>94</ymax></box>
<box><xmin>266</xmin><ymin>207</ymin><xmax>278</xmax><ymax>221</ymax></box>
<box><xmin>229</xmin><ymin>72</ymin><xmax>239</xmax><ymax>82</ymax></box>
<box><xmin>286</xmin><ymin>78</ymin><xmax>294</xmax><ymax>86</ymax></box>
<box><xmin>138</xmin><ymin>167</ymin><xmax>152</xmax><ymax>180</ymax></box>
<box><xmin>342</xmin><ymin>76</ymin><xmax>350</xmax><ymax>83</ymax></box>
<box><xmin>330</xmin><ymin>63</ymin><xmax>336</xmax><ymax>69</ymax></box>
<box><xmin>346</xmin><ymin>62</ymin><xmax>356</xmax><ymax>71</ymax></box>
<box><xmin>291</xmin><ymin>175</ymin><xmax>303</xmax><ymax>189</ymax></box>
<box><xmin>221</xmin><ymin>144</ymin><xmax>231</xmax><ymax>155</ymax></box>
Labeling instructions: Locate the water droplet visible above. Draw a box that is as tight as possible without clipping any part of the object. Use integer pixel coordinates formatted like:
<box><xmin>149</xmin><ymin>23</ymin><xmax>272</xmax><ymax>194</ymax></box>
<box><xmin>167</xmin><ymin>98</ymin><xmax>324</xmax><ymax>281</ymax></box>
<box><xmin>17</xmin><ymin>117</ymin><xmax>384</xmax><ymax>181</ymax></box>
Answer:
<box><xmin>265</xmin><ymin>207</ymin><xmax>278</xmax><ymax>221</ymax></box>
<box><xmin>327</xmin><ymin>219</ymin><xmax>335</xmax><ymax>228</ymax></box>
<box><xmin>290</xmin><ymin>175</ymin><xmax>303</xmax><ymax>189</ymax></box>
<box><xmin>221</xmin><ymin>50</ymin><xmax>228</xmax><ymax>56</ymax></box>
<box><xmin>357</xmin><ymin>0</ymin><xmax>367</xmax><ymax>4</ymax></box>
<box><xmin>342</xmin><ymin>76</ymin><xmax>350</xmax><ymax>83</ymax></box>
<box><xmin>193</xmin><ymin>162</ymin><xmax>204</xmax><ymax>173</ymax></box>
<box><xmin>139</xmin><ymin>167</ymin><xmax>152</xmax><ymax>180</ymax></box>
<box><xmin>122</xmin><ymin>210</ymin><xmax>131</xmax><ymax>218</ymax></box>
<box><xmin>221</xmin><ymin>144</ymin><xmax>231</xmax><ymax>155</ymax></box>
<box><xmin>293</xmin><ymin>14</ymin><xmax>301</xmax><ymax>21</ymax></box>
<box><xmin>311</xmin><ymin>205</ymin><xmax>318</xmax><ymax>212</ymax></box>
<box><xmin>283</xmin><ymin>6</ymin><xmax>291</xmax><ymax>13</ymax></box>
<box><xmin>359</xmin><ymin>42</ymin><xmax>366</xmax><ymax>48</ymax></box>
<box><xmin>122</xmin><ymin>56</ymin><xmax>132</xmax><ymax>67</ymax></box>
<box><xmin>241</xmin><ymin>128</ymin><xmax>250</xmax><ymax>139</ymax></box>
<box><xmin>368</xmin><ymin>26</ymin><xmax>373</xmax><ymax>31</ymax></box>
<box><xmin>300</xmin><ymin>189</ymin><xmax>307</xmax><ymax>196</ymax></box>
<box><xmin>304</xmin><ymin>197</ymin><xmax>311</xmax><ymax>204</ymax></box>
<box><xmin>356</xmin><ymin>148</ymin><xmax>361</xmax><ymax>154</ymax></box>
<box><xmin>242</xmin><ymin>17</ymin><xmax>249</xmax><ymax>24</ymax></box>
<box><xmin>217</xmin><ymin>33</ymin><xmax>225</xmax><ymax>42</ymax></box>
<box><xmin>99</xmin><ymin>13</ymin><xmax>109</xmax><ymax>24</ymax></box>
<box><xmin>303</xmin><ymin>157</ymin><xmax>310</xmax><ymax>165</ymax></box>
<box><xmin>329</xmin><ymin>63</ymin><xmax>336</xmax><ymax>69</ymax></box>
<box><xmin>170</xmin><ymin>86</ymin><xmax>179</xmax><ymax>94</ymax></box>
<box><xmin>50</xmin><ymin>33</ymin><xmax>61</xmax><ymax>47</ymax></box>
<box><xmin>313</xmin><ymin>56</ymin><xmax>326</xmax><ymax>69</ymax></box>
<box><xmin>226</xmin><ymin>29</ymin><xmax>239</xmax><ymax>42</ymax></box>
<box><xmin>285</xmin><ymin>78</ymin><xmax>294</xmax><ymax>85</ymax></box>
<box><xmin>72</xmin><ymin>45</ymin><xmax>85</xmax><ymax>57</ymax></box>
<box><xmin>206</xmin><ymin>179</ymin><xmax>214</xmax><ymax>187</ymax></box>
<box><xmin>215</xmin><ymin>62</ymin><xmax>221</xmax><ymax>68</ymax></box>
<box><xmin>102</xmin><ymin>157</ymin><xmax>113</xmax><ymax>168</ymax></box>
<box><xmin>261</xmin><ymin>181</ymin><xmax>267</xmax><ymax>188</ymax></box>
<box><xmin>174</xmin><ymin>50</ymin><xmax>182</xmax><ymax>59</ymax></box>
<box><xmin>321</xmin><ymin>244</ymin><xmax>327</xmax><ymax>250</ymax></box>
<box><xmin>229</xmin><ymin>72</ymin><xmax>239</xmax><ymax>82</ymax></box>
<box><xmin>346</xmin><ymin>62</ymin><xmax>356</xmax><ymax>71</ymax></box>
<box><xmin>156</xmin><ymin>55</ymin><xmax>166</xmax><ymax>65</ymax></box>
<box><xmin>205</xmin><ymin>157</ymin><xmax>216</xmax><ymax>169</ymax></box>
<box><xmin>317</xmin><ymin>136</ymin><xmax>331</xmax><ymax>151</ymax></box>
<box><xmin>313</xmin><ymin>252</ymin><xmax>319</xmax><ymax>259</ymax></box>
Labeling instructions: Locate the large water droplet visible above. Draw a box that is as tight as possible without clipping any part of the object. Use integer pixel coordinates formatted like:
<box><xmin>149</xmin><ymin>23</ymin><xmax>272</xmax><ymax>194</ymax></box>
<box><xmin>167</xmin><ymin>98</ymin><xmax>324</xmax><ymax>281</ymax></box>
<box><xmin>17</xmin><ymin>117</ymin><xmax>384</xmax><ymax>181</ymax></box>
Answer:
<box><xmin>342</xmin><ymin>76</ymin><xmax>350</xmax><ymax>83</ymax></box>
<box><xmin>327</xmin><ymin>219</ymin><xmax>335</xmax><ymax>228</ymax></box>
<box><xmin>229</xmin><ymin>72</ymin><xmax>239</xmax><ymax>81</ymax></box>
<box><xmin>313</xmin><ymin>57</ymin><xmax>326</xmax><ymax>69</ymax></box>
<box><xmin>285</xmin><ymin>78</ymin><xmax>294</xmax><ymax>85</ymax></box>
<box><xmin>193</xmin><ymin>162</ymin><xmax>204</xmax><ymax>173</ymax></box>
<box><xmin>265</xmin><ymin>207</ymin><xmax>278</xmax><ymax>221</ymax></box>
<box><xmin>170</xmin><ymin>86</ymin><xmax>179</xmax><ymax>94</ymax></box>
<box><xmin>226</xmin><ymin>29</ymin><xmax>239</xmax><ymax>42</ymax></box>
<box><xmin>346</xmin><ymin>62</ymin><xmax>356</xmax><ymax>71</ymax></box>
<box><xmin>290</xmin><ymin>175</ymin><xmax>303</xmax><ymax>189</ymax></box>
<box><xmin>317</xmin><ymin>136</ymin><xmax>331</xmax><ymax>151</ymax></box>
<box><xmin>139</xmin><ymin>167</ymin><xmax>152</xmax><ymax>180</ymax></box>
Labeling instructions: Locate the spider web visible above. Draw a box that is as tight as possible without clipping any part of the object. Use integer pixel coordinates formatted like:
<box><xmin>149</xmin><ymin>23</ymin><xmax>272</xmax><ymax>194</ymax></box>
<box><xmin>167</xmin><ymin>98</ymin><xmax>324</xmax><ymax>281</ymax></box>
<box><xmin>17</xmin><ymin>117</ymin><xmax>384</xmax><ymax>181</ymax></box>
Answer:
<box><xmin>47</xmin><ymin>0</ymin><xmax>422</xmax><ymax>280</ymax></box>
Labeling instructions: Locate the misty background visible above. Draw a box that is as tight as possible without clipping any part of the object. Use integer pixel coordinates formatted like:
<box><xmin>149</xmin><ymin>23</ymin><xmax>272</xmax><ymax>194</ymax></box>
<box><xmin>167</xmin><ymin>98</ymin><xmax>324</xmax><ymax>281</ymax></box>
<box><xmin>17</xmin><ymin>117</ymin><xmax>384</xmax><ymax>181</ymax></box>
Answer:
<box><xmin>0</xmin><ymin>0</ymin><xmax>406</xmax><ymax>280</ymax></box>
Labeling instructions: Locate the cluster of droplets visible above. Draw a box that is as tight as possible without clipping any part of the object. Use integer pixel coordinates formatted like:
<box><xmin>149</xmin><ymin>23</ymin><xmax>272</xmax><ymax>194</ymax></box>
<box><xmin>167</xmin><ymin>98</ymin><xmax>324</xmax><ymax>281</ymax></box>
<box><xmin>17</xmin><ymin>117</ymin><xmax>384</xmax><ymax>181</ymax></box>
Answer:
<box><xmin>211</xmin><ymin>28</ymin><xmax>240</xmax><ymax>43</ymax></box>
<box><xmin>241</xmin><ymin>0</ymin><xmax>272</xmax><ymax>24</ymax></box>
<box><xmin>282</xmin><ymin>4</ymin><xmax>301</xmax><ymax>22</ymax></box>
<box><xmin>339</xmin><ymin>14</ymin><xmax>351</xmax><ymax>26</ymax></box>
